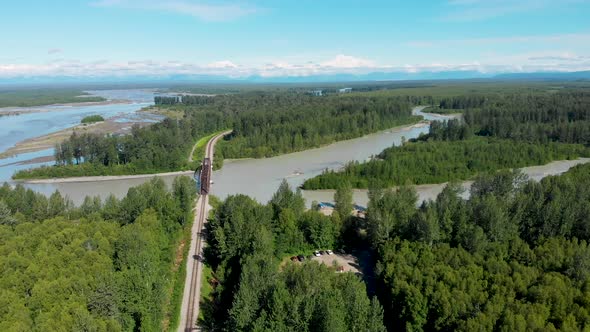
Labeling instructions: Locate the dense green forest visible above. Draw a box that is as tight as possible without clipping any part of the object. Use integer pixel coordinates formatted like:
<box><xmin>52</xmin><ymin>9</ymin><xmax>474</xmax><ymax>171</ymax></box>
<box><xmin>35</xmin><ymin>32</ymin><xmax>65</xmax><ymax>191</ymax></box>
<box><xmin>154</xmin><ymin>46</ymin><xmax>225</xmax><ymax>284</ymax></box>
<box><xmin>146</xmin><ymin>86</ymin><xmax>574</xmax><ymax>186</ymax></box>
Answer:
<box><xmin>15</xmin><ymin>93</ymin><xmax>416</xmax><ymax>179</ymax></box>
<box><xmin>303</xmin><ymin>136</ymin><xmax>589</xmax><ymax>189</ymax></box>
<box><xmin>199</xmin><ymin>180</ymin><xmax>385</xmax><ymax>331</ymax></box>
<box><xmin>0</xmin><ymin>176</ymin><xmax>196</xmax><ymax>331</ymax></box>
<box><xmin>206</xmin><ymin>94</ymin><xmax>416</xmax><ymax>158</ymax></box>
<box><xmin>7</xmin><ymin>82</ymin><xmax>590</xmax><ymax>331</ymax></box>
<box><xmin>369</xmin><ymin>164</ymin><xmax>590</xmax><ymax>331</ymax></box>
<box><xmin>462</xmin><ymin>92</ymin><xmax>590</xmax><ymax>144</ymax></box>
<box><xmin>0</xmin><ymin>89</ymin><xmax>105</xmax><ymax>107</ymax></box>
<box><xmin>198</xmin><ymin>162</ymin><xmax>590</xmax><ymax>331</ymax></box>
<box><xmin>304</xmin><ymin>91</ymin><xmax>590</xmax><ymax>189</ymax></box>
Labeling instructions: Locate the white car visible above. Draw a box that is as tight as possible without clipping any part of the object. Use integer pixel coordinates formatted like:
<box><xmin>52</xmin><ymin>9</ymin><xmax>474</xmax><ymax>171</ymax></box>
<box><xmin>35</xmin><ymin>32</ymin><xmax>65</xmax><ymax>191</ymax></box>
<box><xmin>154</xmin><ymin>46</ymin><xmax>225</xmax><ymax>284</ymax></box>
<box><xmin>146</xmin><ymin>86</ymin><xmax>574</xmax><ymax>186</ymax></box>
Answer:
<box><xmin>313</xmin><ymin>250</ymin><xmax>321</xmax><ymax>257</ymax></box>
<box><xmin>326</xmin><ymin>250</ymin><xmax>334</xmax><ymax>255</ymax></box>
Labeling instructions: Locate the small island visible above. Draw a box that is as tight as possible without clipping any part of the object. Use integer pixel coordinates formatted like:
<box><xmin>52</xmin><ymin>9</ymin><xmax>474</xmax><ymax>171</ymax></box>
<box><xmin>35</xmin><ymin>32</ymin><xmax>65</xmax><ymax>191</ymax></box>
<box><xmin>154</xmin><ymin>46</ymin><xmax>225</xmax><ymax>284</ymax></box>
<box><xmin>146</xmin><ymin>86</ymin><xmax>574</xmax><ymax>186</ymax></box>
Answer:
<box><xmin>80</xmin><ymin>114</ymin><xmax>104</xmax><ymax>124</ymax></box>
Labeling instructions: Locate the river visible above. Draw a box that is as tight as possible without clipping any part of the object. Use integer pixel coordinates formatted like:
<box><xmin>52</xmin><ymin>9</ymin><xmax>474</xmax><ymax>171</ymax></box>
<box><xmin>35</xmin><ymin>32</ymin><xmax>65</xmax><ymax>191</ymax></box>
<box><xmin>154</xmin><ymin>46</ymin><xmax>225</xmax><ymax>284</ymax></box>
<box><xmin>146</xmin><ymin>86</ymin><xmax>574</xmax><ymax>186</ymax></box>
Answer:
<box><xmin>0</xmin><ymin>89</ymin><xmax>158</xmax><ymax>181</ymax></box>
<box><xmin>9</xmin><ymin>106</ymin><xmax>590</xmax><ymax>206</ymax></box>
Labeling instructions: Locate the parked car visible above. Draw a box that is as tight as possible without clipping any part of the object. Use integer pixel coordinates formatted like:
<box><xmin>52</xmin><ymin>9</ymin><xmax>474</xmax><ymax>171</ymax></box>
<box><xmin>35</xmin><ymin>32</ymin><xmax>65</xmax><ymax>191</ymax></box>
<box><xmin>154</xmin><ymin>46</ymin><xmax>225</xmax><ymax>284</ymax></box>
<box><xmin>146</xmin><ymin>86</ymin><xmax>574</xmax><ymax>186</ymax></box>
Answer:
<box><xmin>326</xmin><ymin>250</ymin><xmax>334</xmax><ymax>255</ymax></box>
<box><xmin>290</xmin><ymin>256</ymin><xmax>298</xmax><ymax>262</ymax></box>
<box><xmin>297</xmin><ymin>255</ymin><xmax>305</xmax><ymax>261</ymax></box>
<box><xmin>313</xmin><ymin>250</ymin><xmax>321</xmax><ymax>257</ymax></box>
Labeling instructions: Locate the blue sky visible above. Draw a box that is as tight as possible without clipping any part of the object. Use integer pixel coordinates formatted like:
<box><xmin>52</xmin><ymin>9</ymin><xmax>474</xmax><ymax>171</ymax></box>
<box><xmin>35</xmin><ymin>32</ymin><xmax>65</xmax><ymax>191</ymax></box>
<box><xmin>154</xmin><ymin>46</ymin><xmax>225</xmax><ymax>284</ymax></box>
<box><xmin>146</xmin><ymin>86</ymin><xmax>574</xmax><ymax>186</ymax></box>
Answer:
<box><xmin>1</xmin><ymin>0</ymin><xmax>590</xmax><ymax>78</ymax></box>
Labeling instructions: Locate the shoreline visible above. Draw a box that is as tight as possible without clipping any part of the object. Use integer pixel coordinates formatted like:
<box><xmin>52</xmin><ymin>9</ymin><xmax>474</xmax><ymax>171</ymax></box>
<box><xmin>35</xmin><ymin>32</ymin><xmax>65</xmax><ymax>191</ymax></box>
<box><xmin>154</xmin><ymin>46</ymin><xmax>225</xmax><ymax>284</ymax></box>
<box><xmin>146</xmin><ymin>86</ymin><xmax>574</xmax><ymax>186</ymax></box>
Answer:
<box><xmin>13</xmin><ymin>106</ymin><xmax>431</xmax><ymax>183</ymax></box>
<box><xmin>0</xmin><ymin>113</ymin><xmax>159</xmax><ymax>159</ymax></box>
<box><xmin>20</xmin><ymin>170</ymin><xmax>194</xmax><ymax>184</ymax></box>
<box><xmin>221</xmin><ymin>120</ymin><xmax>429</xmax><ymax>165</ymax></box>
<box><xmin>302</xmin><ymin>158</ymin><xmax>590</xmax><ymax>206</ymax></box>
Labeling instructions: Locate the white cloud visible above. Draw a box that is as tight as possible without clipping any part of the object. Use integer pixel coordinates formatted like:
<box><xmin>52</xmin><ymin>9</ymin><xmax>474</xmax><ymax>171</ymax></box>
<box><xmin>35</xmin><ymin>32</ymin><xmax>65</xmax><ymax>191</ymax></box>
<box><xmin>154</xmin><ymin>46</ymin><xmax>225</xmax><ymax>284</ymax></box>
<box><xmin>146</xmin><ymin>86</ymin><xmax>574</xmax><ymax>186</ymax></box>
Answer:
<box><xmin>91</xmin><ymin>0</ymin><xmax>259</xmax><ymax>22</ymax></box>
<box><xmin>47</xmin><ymin>48</ymin><xmax>63</xmax><ymax>55</ymax></box>
<box><xmin>321</xmin><ymin>55</ymin><xmax>375</xmax><ymax>68</ymax></box>
<box><xmin>207</xmin><ymin>60</ymin><xmax>238</xmax><ymax>69</ymax></box>
<box><xmin>1</xmin><ymin>52</ymin><xmax>590</xmax><ymax>79</ymax></box>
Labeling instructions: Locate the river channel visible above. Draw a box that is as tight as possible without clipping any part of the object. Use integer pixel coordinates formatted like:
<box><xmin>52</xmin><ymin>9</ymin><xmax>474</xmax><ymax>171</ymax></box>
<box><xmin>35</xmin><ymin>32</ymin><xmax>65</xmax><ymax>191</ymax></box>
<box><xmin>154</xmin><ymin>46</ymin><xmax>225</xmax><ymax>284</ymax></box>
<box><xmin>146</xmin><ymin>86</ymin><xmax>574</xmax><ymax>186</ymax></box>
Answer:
<box><xmin>8</xmin><ymin>105</ymin><xmax>590</xmax><ymax>206</ymax></box>
<box><xmin>0</xmin><ymin>90</ymin><xmax>157</xmax><ymax>181</ymax></box>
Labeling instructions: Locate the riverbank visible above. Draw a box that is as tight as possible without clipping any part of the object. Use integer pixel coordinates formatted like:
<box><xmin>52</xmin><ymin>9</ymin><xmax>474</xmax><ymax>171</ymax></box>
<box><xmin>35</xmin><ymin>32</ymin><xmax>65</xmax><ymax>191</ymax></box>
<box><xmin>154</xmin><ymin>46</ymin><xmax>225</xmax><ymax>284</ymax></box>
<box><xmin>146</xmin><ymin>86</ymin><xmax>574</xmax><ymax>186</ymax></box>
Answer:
<box><xmin>0</xmin><ymin>99</ymin><xmax>132</xmax><ymax>116</ymax></box>
<box><xmin>219</xmin><ymin>120</ymin><xmax>430</xmax><ymax>166</ymax></box>
<box><xmin>20</xmin><ymin>170</ymin><xmax>194</xmax><ymax>184</ymax></box>
<box><xmin>13</xmin><ymin>106</ymin><xmax>449</xmax><ymax>205</ymax></box>
<box><xmin>0</xmin><ymin>112</ymin><xmax>159</xmax><ymax>159</ymax></box>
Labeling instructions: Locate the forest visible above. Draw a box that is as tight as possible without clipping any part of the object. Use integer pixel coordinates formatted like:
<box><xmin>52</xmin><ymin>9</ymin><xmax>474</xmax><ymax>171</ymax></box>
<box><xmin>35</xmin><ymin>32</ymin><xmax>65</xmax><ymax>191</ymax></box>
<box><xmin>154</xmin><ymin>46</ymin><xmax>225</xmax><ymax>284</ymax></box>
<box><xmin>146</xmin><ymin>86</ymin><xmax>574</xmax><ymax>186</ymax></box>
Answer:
<box><xmin>0</xmin><ymin>176</ymin><xmax>197</xmax><ymax>331</ymax></box>
<box><xmin>369</xmin><ymin>163</ymin><xmax>590</xmax><ymax>331</ymax></box>
<box><xmin>14</xmin><ymin>93</ymin><xmax>416</xmax><ymax>179</ymax></box>
<box><xmin>6</xmin><ymin>83</ymin><xmax>590</xmax><ymax>331</ymax></box>
<box><xmin>302</xmin><ymin>136</ymin><xmax>589</xmax><ymax>189</ymax></box>
<box><xmin>199</xmin><ymin>180</ymin><xmax>385</xmax><ymax>331</ymax></box>
<box><xmin>194</xmin><ymin>162</ymin><xmax>590</xmax><ymax>331</ymax></box>
<box><xmin>304</xmin><ymin>91</ymin><xmax>590</xmax><ymax>189</ymax></box>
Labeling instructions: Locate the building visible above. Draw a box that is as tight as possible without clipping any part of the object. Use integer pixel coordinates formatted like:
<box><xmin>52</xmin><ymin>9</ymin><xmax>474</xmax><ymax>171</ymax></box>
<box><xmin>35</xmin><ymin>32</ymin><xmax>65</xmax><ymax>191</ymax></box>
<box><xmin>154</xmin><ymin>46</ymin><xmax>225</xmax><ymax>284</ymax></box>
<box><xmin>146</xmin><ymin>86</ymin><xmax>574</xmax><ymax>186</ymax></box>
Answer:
<box><xmin>338</xmin><ymin>88</ymin><xmax>352</xmax><ymax>93</ymax></box>
<box><xmin>310</xmin><ymin>90</ymin><xmax>323</xmax><ymax>96</ymax></box>
<box><xmin>353</xmin><ymin>204</ymin><xmax>367</xmax><ymax>218</ymax></box>
<box><xmin>317</xmin><ymin>202</ymin><xmax>335</xmax><ymax>216</ymax></box>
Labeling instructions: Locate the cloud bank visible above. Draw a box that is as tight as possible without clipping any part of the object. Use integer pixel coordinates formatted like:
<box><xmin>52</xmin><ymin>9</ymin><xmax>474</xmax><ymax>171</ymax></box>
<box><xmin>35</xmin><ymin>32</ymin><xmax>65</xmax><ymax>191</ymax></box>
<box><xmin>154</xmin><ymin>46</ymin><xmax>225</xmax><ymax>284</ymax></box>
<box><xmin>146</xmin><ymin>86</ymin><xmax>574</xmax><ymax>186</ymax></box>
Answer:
<box><xmin>1</xmin><ymin>53</ymin><xmax>589</xmax><ymax>79</ymax></box>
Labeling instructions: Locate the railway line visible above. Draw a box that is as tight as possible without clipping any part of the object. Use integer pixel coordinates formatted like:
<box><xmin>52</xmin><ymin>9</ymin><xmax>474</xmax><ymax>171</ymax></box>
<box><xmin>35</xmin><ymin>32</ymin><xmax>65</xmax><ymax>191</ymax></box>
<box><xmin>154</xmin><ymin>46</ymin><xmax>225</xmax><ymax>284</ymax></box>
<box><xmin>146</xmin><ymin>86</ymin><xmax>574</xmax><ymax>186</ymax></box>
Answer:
<box><xmin>179</xmin><ymin>130</ymin><xmax>231</xmax><ymax>331</ymax></box>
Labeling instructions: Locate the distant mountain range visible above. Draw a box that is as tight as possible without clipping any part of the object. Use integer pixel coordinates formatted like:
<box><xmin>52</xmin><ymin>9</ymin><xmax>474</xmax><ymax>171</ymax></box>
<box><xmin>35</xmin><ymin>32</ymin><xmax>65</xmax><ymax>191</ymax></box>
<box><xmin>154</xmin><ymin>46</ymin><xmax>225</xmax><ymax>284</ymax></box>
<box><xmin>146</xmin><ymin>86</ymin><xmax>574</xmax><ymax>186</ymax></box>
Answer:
<box><xmin>1</xmin><ymin>70</ymin><xmax>589</xmax><ymax>86</ymax></box>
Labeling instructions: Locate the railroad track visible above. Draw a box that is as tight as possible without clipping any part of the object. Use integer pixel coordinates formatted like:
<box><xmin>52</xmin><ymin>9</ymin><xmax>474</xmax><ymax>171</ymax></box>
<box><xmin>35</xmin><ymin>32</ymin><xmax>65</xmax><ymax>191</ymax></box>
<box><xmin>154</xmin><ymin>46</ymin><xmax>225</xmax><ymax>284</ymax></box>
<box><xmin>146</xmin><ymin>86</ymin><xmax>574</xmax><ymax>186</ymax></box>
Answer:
<box><xmin>183</xmin><ymin>194</ymin><xmax>207</xmax><ymax>331</ymax></box>
<box><xmin>179</xmin><ymin>130</ymin><xmax>231</xmax><ymax>332</ymax></box>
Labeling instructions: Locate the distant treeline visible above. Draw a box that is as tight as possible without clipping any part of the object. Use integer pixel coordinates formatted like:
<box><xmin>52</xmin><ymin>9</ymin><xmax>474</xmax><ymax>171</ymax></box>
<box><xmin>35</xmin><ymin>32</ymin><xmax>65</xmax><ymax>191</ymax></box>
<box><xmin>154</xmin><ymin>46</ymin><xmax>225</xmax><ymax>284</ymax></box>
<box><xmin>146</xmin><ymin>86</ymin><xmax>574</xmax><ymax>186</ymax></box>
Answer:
<box><xmin>15</xmin><ymin>93</ymin><xmax>416</xmax><ymax>179</ymax></box>
<box><xmin>0</xmin><ymin>89</ymin><xmax>105</xmax><ymax>107</ymax></box>
<box><xmin>464</xmin><ymin>92</ymin><xmax>590</xmax><ymax>143</ymax></box>
<box><xmin>154</xmin><ymin>95</ymin><xmax>215</xmax><ymax>106</ymax></box>
<box><xmin>304</xmin><ymin>92</ymin><xmax>590</xmax><ymax>189</ymax></box>
<box><xmin>0</xmin><ymin>177</ymin><xmax>197</xmax><ymax>330</ymax></box>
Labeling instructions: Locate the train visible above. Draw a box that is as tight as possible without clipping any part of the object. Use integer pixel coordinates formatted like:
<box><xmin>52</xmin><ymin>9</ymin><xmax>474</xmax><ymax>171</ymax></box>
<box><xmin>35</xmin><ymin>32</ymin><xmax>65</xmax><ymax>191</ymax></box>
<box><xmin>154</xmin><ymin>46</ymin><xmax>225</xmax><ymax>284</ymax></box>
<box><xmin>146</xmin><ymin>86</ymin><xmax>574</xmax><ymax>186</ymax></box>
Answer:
<box><xmin>199</xmin><ymin>158</ymin><xmax>211</xmax><ymax>195</ymax></box>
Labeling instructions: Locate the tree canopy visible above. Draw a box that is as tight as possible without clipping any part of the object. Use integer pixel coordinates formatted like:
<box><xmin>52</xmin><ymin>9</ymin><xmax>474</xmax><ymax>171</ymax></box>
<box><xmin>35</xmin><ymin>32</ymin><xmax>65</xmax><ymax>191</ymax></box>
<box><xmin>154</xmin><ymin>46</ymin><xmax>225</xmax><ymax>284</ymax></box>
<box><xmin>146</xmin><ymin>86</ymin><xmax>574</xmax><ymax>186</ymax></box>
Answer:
<box><xmin>0</xmin><ymin>177</ymin><xmax>196</xmax><ymax>331</ymax></box>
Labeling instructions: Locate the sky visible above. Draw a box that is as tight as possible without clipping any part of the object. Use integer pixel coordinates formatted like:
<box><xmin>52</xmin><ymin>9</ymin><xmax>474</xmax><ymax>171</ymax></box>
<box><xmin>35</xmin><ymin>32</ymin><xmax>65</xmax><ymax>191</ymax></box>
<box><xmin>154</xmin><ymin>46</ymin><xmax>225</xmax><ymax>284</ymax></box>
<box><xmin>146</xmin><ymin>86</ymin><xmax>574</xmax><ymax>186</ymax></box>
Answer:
<box><xmin>1</xmin><ymin>0</ymin><xmax>590</xmax><ymax>79</ymax></box>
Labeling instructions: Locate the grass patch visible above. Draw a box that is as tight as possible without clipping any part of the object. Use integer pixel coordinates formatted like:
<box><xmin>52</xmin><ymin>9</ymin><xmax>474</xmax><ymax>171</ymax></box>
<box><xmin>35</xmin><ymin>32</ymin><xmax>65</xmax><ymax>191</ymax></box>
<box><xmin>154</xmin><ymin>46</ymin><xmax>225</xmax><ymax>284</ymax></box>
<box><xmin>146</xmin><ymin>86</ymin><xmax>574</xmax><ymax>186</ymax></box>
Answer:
<box><xmin>142</xmin><ymin>106</ymin><xmax>184</xmax><ymax>120</ymax></box>
<box><xmin>191</xmin><ymin>129</ymin><xmax>230</xmax><ymax>168</ymax></box>
<box><xmin>166</xmin><ymin>234</ymin><xmax>190</xmax><ymax>331</ymax></box>
<box><xmin>12</xmin><ymin>163</ymin><xmax>174</xmax><ymax>180</ymax></box>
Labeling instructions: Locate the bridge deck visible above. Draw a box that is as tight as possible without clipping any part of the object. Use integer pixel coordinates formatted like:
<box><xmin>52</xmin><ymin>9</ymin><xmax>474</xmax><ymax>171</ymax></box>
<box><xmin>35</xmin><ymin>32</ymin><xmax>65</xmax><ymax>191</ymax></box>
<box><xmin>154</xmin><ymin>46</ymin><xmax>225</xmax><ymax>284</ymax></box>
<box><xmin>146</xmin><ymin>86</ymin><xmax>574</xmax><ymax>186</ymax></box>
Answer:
<box><xmin>199</xmin><ymin>158</ymin><xmax>211</xmax><ymax>195</ymax></box>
